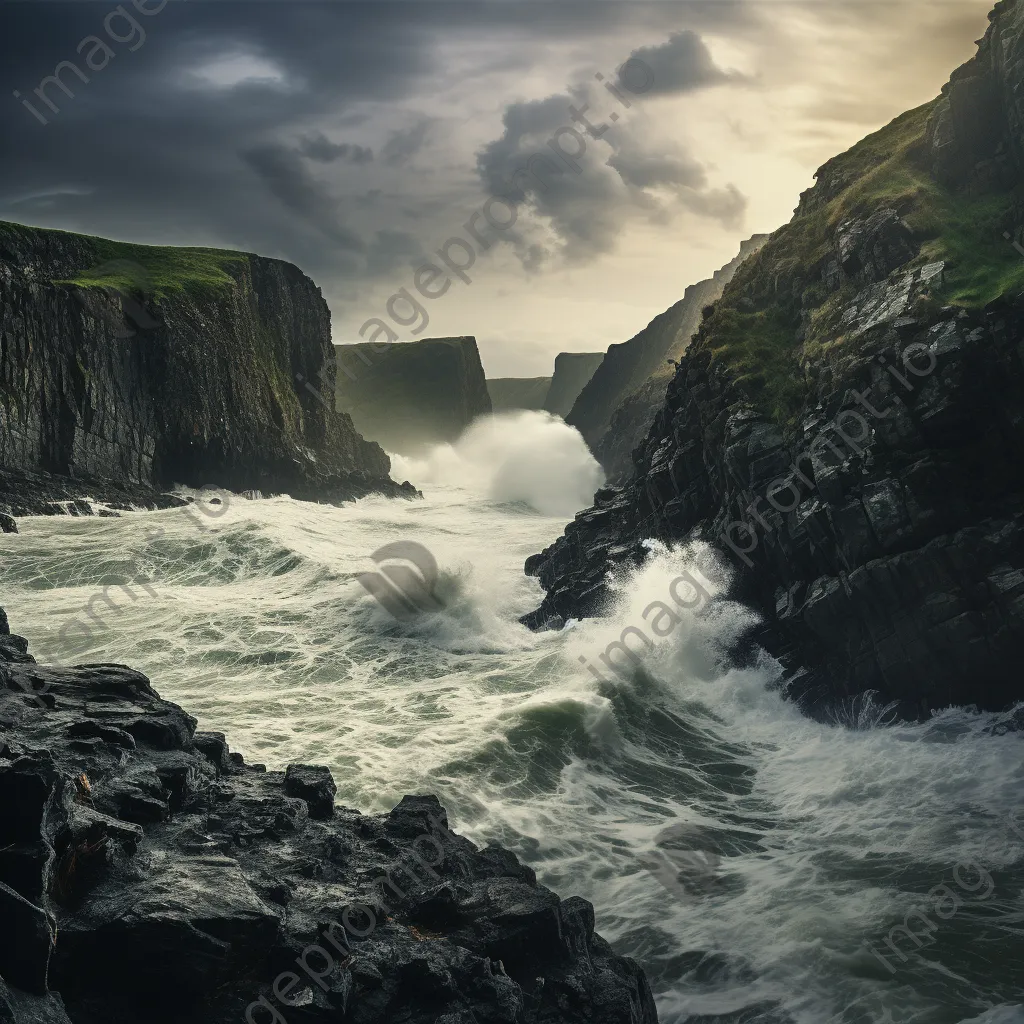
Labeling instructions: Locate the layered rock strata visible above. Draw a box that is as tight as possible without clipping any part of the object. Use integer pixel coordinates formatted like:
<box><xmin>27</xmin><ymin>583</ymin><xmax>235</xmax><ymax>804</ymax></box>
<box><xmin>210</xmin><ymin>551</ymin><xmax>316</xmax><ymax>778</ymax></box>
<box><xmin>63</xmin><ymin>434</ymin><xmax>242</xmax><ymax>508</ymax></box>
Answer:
<box><xmin>0</xmin><ymin>221</ymin><xmax>410</xmax><ymax>506</ymax></box>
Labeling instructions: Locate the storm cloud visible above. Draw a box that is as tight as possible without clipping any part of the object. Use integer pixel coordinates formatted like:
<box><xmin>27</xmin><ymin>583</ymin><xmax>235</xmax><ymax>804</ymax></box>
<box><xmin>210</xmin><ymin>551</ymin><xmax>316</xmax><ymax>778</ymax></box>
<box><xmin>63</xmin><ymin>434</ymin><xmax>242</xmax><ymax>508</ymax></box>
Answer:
<box><xmin>474</xmin><ymin>29</ymin><xmax>748</xmax><ymax>266</ymax></box>
<box><xmin>621</xmin><ymin>29</ymin><xmax>749</xmax><ymax>96</ymax></box>
<box><xmin>0</xmin><ymin>1</ymin><xmax>992</xmax><ymax>374</ymax></box>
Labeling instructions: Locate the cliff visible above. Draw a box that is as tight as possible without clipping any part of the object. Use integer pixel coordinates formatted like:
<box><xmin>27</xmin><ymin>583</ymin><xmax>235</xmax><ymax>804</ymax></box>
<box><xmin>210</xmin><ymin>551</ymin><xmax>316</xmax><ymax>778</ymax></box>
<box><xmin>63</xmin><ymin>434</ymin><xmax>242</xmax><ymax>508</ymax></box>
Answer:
<box><xmin>334</xmin><ymin>337</ymin><xmax>492</xmax><ymax>454</ymax></box>
<box><xmin>525</xmin><ymin>0</ymin><xmax>1024</xmax><ymax>720</ymax></box>
<box><xmin>589</xmin><ymin>237</ymin><xmax>769</xmax><ymax>484</ymax></box>
<box><xmin>487</xmin><ymin>377</ymin><xmax>552</xmax><ymax>412</ymax></box>
<box><xmin>541</xmin><ymin>353</ymin><xmax>604</xmax><ymax>418</ymax></box>
<box><xmin>0</xmin><ymin>609</ymin><xmax>657</xmax><ymax>1024</ymax></box>
<box><xmin>0</xmin><ymin>222</ymin><xmax>411</xmax><ymax>506</ymax></box>
<box><xmin>568</xmin><ymin>237</ymin><xmax>769</xmax><ymax>482</ymax></box>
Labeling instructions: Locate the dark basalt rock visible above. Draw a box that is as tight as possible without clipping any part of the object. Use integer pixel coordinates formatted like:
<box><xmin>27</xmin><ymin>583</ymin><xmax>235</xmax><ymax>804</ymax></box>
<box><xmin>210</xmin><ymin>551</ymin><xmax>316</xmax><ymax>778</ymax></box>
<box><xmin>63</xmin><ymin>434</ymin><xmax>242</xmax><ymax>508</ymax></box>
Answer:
<box><xmin>524</xmin><ymin>1</ymin><xmax>1024</xmax><ymax>721</ymax></box>
<box><xmin>0</xmin><ymin>610</ymin><xmax>657</xmax><ymax>1024</ymax></box>
<box><xmin>0</xmin><ymin>977</ymin><xmax>73</xmax><ymax>1024</ymax></box>
<box><xmin>283</xmin><ymin>764</ymin><xmax>337</xmax><ymax>820</ymax></box>
<box><xmin>0</xmin><ymin>222</ymin><xmax>417</xmax><ymax>513</ymax></box>
<box><xmin>0</xmin><ymin>882</ymin><xmax>56</xmax><ymax>995</ymax></box>
<box><xmin>526</xmin><ymin>297</ymin><xmax>1024</xmax><ymax>720</ymax></box>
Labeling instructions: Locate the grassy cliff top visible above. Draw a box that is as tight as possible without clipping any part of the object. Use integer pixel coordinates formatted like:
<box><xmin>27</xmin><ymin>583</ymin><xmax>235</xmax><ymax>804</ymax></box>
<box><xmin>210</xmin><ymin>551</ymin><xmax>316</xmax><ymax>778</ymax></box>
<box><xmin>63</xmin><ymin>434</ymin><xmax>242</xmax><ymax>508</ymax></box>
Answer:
<box><xmin>698</xmin><ymin>95</ymin><xmax>1024</xmax><ymax>423</ymax></box>
<box><xmin>788</xmin><ymin>99</ymin><xmax>1024</xmax><ymax>307</ymax></box>
<box><xmin>0</xmin><ymin>220</ymin><xmax>249</xmax><ymax>298</ymax></box>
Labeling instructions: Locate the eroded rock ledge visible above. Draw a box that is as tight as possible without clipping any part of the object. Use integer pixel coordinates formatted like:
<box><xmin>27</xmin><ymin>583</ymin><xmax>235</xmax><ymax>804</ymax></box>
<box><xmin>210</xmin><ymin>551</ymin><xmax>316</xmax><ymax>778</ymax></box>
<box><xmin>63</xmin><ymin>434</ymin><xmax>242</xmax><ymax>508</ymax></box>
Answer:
<box><xmin>0</xmin><ymin>609</ymin><xmax>656</xmax><ymax>1024</ymax></box>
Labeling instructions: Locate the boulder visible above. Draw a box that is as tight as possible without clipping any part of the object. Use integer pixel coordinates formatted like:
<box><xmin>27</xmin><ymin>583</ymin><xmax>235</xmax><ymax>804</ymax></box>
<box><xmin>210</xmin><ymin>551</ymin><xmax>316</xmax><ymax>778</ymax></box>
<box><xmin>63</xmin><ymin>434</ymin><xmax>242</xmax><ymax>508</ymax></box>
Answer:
<box><xmin>284</xmin><ymin>763</ymin><xmax>338</xmax><ymax>820</ymax></box>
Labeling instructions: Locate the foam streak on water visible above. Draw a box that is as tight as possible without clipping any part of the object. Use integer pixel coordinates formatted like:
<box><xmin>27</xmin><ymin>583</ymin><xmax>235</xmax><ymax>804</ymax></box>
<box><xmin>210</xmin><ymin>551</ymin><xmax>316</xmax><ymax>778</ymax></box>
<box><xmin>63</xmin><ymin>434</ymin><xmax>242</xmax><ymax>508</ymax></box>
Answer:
<box><xmin>1</xmin><ymin>412</ymin><xmax>1022</xmax><ymax>1024</ymax></box>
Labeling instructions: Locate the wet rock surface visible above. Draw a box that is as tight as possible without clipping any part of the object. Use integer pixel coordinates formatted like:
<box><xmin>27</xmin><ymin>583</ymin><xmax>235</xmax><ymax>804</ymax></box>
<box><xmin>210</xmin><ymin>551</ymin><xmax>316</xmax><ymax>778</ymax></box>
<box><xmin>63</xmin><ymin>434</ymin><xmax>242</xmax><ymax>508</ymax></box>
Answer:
<box><xmin>0</xmin><ymin>611</ymin><xmax>657</xmax><ymax>1024</ymax></box>
<box><xmin>525</xmin><ymin>299</ymin><xmax>1024</xmax><ymax>719</ymax></box>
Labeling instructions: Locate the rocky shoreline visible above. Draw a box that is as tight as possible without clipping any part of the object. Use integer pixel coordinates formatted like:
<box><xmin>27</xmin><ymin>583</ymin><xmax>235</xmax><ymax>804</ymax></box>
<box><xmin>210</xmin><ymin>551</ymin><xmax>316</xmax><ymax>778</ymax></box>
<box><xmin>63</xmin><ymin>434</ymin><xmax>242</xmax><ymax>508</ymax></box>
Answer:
<box><xmin>0</xmin><ymin>608</ymin><xmax>657</xmax><ymax>1024</ymax></box>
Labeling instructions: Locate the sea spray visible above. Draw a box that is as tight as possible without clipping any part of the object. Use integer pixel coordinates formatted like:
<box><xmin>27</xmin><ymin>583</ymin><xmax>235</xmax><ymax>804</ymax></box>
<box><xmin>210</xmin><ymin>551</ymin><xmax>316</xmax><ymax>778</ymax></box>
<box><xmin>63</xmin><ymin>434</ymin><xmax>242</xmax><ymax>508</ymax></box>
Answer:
<box><xmin>1</xmin><ymin>420</ymin><xmax>1022</xmax><ymax>1024</ymax></box>
<box><xmin>390</xmin><ymin>410</ymin><xmax>604</xmax><ymax>517</ymax></box>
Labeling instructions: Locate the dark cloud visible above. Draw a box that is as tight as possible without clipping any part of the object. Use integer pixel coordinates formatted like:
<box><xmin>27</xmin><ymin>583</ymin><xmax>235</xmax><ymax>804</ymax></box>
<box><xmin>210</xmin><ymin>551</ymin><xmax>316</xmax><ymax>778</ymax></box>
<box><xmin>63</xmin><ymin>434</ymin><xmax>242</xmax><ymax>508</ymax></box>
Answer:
<box><xmin>365</xmin><ymin>229</ymin><xmax>427</xmax><ymax>276</ymax></box>
<box><xmin>382</xmin><ymin>119</ymin><xmax>434</xmax><ymax>166</ymax></box>
<box><xmin>240</xmin><ymin>142</ymin><xmax>365</xmax><ymax>250</ymax></box>
<box><xmin>0</xmin><ymin>1</ymin><xmax>712</xmax><ymax>291</ymax></box>
<box><xmin>299</xmin><ymin>133</ymin><xmax>374</xmax><ymax>164</ymax></box>
<box><xmin>475</xmin><ymin>26</ymin><xmax>749</xmax><ymax>266</ymax></box>
<box><xmin>606</xmin><ymin>150</ymin><xmax>706</xmax><ymax>192</ymax></box>
<box><xmin>621</xmin><ymin>30</ymin><xmax>747</xmax><ymax>96</ymax></box>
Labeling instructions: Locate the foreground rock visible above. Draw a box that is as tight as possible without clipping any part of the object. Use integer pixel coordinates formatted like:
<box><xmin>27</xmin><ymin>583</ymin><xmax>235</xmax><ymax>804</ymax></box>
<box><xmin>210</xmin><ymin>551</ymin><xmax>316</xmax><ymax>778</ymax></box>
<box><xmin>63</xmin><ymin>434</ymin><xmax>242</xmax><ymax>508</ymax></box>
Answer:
<box><xmin>525</xmin><ymin>0</ymin><xmax>1024</xmax><ymax>720</ymax></box>
<box><xmin>0</xmin><ymin>610</ymin><xmax>656</xmax><ymax>1024</ymax></box>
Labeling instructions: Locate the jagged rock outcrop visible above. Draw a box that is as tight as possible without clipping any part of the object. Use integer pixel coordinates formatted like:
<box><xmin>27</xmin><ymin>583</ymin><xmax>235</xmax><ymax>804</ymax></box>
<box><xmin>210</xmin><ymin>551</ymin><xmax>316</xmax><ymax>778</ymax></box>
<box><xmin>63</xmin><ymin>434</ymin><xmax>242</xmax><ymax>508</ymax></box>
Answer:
<box><xmin>525</xmin><ymin>0</ymin><xmax>1024</xmax><ymax>720</ymax></box>
<box><xmin>0</xmin><ymin>608</ymin><xmax>657</xmax><ymax>1024</ymax></box>
<box><xmin>0</xmin><ymin>221</ymin><xmax>412</xmax><ymax>508</ymax></box>
<box><xmin>335</xmin><ymin>337</ymin><xmax>492</xmax><ymax>455</ymax></box>
<box><xmin>567</xmin><ymin>237</ymin><xmax>768</xmax><ymax>481</ymax></box>
<box><xmin>487</xmin><ymin>377</ymin><xmax>552</xmax><ymax>413</ymax></box>
<box><xmin>541</xmin><ymin>354</ymin><xmax>603</xmax><ymax>419</ymax></box>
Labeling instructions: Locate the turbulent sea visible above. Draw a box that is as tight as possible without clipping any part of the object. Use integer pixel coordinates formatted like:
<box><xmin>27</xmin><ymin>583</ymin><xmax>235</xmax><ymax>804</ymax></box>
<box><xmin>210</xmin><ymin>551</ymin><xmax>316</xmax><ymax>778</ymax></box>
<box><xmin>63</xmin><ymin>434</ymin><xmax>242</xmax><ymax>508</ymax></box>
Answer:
<box><xmin>3</xmin><ymin>411</ymin><xmax>1024</xmax><ymax>1024</ymax></box>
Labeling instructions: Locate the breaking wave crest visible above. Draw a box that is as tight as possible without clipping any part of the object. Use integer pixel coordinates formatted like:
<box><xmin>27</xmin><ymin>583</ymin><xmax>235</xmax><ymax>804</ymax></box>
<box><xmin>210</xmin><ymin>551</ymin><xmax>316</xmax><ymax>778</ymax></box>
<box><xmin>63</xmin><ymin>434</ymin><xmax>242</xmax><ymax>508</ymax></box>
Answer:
<box><xmin>1</xmin><ymin>416</ymin><xmax>1022</xmax><ymax>1024</ymax></box>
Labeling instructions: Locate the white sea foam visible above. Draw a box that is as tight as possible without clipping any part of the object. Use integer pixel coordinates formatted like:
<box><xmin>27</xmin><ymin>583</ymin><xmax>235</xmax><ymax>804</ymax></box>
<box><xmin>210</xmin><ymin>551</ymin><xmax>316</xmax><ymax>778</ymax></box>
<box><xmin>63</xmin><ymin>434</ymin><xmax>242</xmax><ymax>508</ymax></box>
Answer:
<box><xmin>2</xmin><ymin>419</ymin><xmax>1022</xmax><ymax>1024</ymax></box>
<box><xmin>389</xmin><ymin>410</ymin><xmax>605</xmax><ymax>517</ymax></box>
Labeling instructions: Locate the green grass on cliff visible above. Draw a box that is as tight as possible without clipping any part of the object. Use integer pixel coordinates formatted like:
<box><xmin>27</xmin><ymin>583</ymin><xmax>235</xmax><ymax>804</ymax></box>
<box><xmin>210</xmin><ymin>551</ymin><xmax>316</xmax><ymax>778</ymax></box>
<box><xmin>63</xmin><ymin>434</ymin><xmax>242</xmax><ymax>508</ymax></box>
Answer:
<box><xmin>66</xmin><ymin>242</ymin><xmax>246</xmax><ymax>298</ymax></box>
<box><xmin>703</xmin><ymin>98</ymin><xmax>1024</xmax><ymax>422</ymax></box>
<box><xmin>0</xmin><ymin>221</ymin><xmax>247</xmax><ymax>299</ymax></box>
<box><xmin>788</xmin><ymin>101</ymin><xmax>1024</xmax><ymax>305</ymax></box>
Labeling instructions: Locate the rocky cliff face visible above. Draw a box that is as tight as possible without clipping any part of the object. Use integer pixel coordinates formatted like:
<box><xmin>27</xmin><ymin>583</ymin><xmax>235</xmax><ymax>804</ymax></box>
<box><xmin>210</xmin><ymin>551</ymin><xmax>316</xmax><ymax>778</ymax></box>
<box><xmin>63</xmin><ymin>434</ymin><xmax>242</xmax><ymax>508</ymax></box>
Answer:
<box><xmin>525</xmin><ymin>0</ymin><xmax>1024</xmax><ymax>720</ymax></box>
<box><xmin>0</xmin><ymin>610</ymin><xmax>656</xmax><ymax>1024</ymax></box>
<box><xmin>567</xmin><ymin>237</ymin><xmax>768</xmax><ymax>480</ymax></box>
<box><xmin>541</xmin><ymin>353</ymin><xmax>604</xmax><ymax>418</ymax></box>
<box><xmin>335</xmin><ymin>337</ymin><xmax>491</xmax><ymax>455</ymax></box>
<box><xmin>487</xmin><ymin>377</ymin><xmax>552</xmax><ymax>412</ymax></box>
<box><xmin>0</xmin><ymin>222</ymin><xmax>407</xmax><ymax>504</ymax></box>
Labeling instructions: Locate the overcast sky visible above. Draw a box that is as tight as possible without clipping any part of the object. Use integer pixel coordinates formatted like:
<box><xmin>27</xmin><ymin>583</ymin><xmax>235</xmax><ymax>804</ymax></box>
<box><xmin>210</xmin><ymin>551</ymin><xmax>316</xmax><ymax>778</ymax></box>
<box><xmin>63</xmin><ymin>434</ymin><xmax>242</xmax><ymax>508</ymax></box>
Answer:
<box><xmin>0</xmin><ymin>0</ymin><xmax>993</xmax><ymax>376</ymax></box>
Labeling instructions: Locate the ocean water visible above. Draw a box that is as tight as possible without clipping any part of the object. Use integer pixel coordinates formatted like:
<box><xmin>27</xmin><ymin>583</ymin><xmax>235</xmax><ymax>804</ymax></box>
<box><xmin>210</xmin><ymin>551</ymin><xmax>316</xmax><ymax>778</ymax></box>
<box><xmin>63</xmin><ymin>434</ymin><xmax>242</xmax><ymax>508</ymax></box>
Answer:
<box><xmin>2</xmin><ymin>410</ymin><xmax>1023</xmax><ymax>1024</ymax></box>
